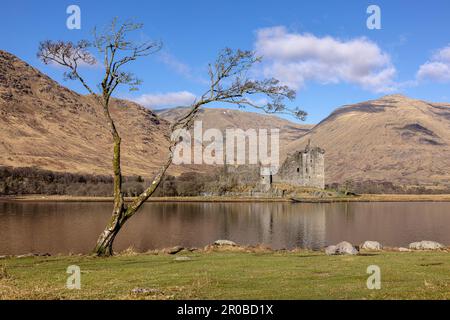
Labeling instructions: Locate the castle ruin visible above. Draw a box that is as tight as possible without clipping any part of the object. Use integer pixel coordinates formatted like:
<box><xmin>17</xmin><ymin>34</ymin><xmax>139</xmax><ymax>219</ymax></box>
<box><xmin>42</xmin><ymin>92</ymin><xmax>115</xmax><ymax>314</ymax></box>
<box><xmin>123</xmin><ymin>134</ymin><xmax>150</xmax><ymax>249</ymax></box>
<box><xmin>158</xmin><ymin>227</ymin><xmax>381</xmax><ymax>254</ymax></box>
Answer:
<box><xmin>261</xmin><ymin>141</ymin><xmax>325</xmax><ymax>189</ymax></box>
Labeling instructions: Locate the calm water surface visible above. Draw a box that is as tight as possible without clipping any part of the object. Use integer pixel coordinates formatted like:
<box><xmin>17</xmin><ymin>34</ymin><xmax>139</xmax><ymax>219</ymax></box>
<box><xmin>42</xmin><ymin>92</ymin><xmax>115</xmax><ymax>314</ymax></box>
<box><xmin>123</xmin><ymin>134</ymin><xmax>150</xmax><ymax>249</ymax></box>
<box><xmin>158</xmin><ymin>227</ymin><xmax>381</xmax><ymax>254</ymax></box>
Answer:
<box><xmin>1</xmin><ymin>201</ymin><xmax>450</xmax><ymax>255</ymax></box>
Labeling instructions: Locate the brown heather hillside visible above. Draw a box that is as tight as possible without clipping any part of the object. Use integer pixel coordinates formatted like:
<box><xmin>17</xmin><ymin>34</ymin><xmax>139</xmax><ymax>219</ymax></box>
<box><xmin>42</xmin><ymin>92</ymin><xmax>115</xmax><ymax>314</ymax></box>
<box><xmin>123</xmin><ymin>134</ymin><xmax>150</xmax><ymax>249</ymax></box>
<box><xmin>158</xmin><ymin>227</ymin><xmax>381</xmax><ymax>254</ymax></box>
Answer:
<box><xmin>156</xmin><ymin>107</ymin><xmax>312</xmax><ymax>172</ymax></box>
<box><xmin>0</xmin><ymin>50</ymin><xmax>308</xmax><ymax>179</ymax></box>
<box><xmin>287</xmin><ymin>95</ymin><xmax>450</xmax><ymax>187</ymax></box>
<box><xmin>156</xmin><ymin>106</ymin><xmax>312</xmax><ymax>150</ymax></box>
<box><xmin>0</xmin><ymin>50</ymin><xmax>173</xmax><ymax>178</ymax></box>
<box><xmin>2</xmin><ymin>50</ymin><xmax>450</xmax><ymax>189</ymax></box>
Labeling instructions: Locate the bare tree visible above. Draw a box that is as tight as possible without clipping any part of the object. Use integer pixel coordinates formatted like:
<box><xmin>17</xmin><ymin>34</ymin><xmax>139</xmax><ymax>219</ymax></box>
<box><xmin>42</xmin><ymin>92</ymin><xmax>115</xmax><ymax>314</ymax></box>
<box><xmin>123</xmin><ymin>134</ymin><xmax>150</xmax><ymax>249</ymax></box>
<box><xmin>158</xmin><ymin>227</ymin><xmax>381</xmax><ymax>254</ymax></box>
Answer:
<box><xmin>38</xmin><ymin>20</ymin><xmax>306</xmax><ymax>257</ymax></box>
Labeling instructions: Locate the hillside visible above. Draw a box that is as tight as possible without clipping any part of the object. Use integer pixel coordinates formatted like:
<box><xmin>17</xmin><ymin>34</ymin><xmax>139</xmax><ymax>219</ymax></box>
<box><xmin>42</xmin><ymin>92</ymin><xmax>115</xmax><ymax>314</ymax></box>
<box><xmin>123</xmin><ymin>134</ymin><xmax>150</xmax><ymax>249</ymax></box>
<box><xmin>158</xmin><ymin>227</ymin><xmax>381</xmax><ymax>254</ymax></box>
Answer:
<box><xmin>2</xmin><ymin>50</ymin><xmax>450</xmax><ymax>189</ymax></box>
<box><xmin>156</xmin><ymin>107</ymin><xmax>312</xmax><ymax>149</ymax></box>
<box><xmin>0</xmin><ymin>50</ymin><xmax>172</xmax><ymax>178</ymax></box>
<box><xmin>0</xmin><ymin>50</ymin><xmax>309</xmax><ymax>179</ymax></box>
<box><xmin>287</xmin><ymin>95</ymin><xmax>450</xmax><ymax>187</ymax></box>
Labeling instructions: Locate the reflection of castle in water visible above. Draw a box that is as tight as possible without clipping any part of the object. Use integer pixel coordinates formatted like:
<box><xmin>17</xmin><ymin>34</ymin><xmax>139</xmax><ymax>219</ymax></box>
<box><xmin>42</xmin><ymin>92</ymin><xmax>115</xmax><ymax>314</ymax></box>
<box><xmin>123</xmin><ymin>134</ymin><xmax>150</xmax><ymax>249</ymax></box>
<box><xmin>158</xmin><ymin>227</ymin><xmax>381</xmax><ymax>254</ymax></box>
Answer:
<box><xmin>4</xmin><ymin>202</ymin><xmax>449</xmax><ymax>254</ymax></box>
<box><xmin>119</xmin><ymin>202</ymin><xmax>329</xmax><ymax>250</ymax></box>
<box><xmin>254</xmin><ymin>203</ymin><xmax>327</xmax><ymax>249</ymax></box>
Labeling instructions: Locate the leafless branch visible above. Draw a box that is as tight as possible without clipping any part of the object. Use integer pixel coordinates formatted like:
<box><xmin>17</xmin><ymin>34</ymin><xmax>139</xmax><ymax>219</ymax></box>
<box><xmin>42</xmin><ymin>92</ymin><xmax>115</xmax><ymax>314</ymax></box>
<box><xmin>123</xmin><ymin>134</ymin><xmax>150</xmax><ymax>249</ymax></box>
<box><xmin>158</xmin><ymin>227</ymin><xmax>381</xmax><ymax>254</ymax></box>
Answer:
<box><xmin>37</xmin><ymin>19</ymin><xmax>162</xmax><ymax>256</ymax></box>
<box><xmin>171</xmin><ymin>48</ymin><xmax>306</xmax><ymax>133</ymax></box>
<box><xmin>129</xmin><ymin>48</ymin><xmax>307</xmax><ymax>214</ymax></box>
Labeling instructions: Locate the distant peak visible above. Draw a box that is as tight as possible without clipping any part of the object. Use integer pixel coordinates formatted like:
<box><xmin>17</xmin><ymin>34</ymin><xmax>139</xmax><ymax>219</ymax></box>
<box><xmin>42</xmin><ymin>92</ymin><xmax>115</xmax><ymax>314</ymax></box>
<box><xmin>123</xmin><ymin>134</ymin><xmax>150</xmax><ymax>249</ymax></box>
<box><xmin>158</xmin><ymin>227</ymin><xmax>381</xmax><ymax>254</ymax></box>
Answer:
<box><xmin>378</xmin><ymin>94</ymin><xmax>411</xmax><ymax>101</ymax></box>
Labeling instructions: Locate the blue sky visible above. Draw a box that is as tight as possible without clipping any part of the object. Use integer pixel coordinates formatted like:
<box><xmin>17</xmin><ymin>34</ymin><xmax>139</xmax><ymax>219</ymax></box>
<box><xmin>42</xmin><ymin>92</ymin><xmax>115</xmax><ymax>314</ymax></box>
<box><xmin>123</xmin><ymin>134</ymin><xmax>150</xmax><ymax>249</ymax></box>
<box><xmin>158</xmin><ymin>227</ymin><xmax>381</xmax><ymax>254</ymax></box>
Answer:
<box><xmin>1</xmin><ymin>0</ymin><xmax>450</xmax><ymax>124</ymax></box>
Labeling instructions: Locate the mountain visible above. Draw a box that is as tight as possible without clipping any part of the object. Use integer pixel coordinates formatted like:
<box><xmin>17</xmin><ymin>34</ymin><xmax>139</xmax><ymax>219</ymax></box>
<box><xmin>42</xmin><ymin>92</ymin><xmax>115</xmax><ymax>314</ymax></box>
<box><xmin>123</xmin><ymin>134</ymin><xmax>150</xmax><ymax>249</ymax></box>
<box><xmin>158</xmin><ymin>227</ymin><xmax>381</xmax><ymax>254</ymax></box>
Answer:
<box><xmin>0</xmin><ymin>50</ymin><xmax>309</xmax><ymax>179</ymax></box>
<box><xmin>2</xmin><ymin>50</ymin><xmax>449</xmax><ymax>188</ymax></box>
<box><xmin>287</xmin><ymin>95</ymin><xmax>450</xmax><ymax>187</ymax></box>
<box><xmin>0</xmin><ymin>50</ymin><xmax>173</xmax><ymax>178</ymax></box>
<box><xmin>156</xmin><ymin>107</ymin><xmax>312</xmax><ymax>148</ymax></box>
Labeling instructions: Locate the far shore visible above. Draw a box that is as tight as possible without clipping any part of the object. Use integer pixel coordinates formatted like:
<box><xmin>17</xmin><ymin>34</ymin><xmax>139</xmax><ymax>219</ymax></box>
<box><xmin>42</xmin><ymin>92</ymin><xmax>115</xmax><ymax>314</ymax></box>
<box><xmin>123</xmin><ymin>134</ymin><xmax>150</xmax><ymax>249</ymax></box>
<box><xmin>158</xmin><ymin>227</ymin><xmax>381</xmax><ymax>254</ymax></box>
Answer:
<box><xmin>2</xmin><ymin>194</ymin><xmax>450</xmax><ymax>203</ymax></box>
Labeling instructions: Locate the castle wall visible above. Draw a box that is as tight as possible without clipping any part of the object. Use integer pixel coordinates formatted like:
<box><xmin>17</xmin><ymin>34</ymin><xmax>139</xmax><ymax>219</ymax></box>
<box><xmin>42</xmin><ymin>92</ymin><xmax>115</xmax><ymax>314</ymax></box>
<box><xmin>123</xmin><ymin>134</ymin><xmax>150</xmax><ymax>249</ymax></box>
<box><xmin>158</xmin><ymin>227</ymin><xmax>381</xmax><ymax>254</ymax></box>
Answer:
<box><xmin>272</xmin><ymin>146</ymin><xmax>325</xmax><ymax>189</ymax></box>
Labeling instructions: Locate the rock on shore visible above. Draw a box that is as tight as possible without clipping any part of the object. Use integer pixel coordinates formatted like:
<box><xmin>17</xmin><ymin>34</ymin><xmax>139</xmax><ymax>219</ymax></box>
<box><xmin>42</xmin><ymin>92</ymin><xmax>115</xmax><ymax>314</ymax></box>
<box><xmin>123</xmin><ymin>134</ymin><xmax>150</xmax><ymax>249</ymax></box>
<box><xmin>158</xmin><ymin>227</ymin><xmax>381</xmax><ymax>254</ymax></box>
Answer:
<box><xmin>409</xmin><ymin>240</ymin><xmax>444</xmax><ymax>250</ymax></box>
<box><xmin>361</xmin><ymin>241</ymin><xmax>382</xmax><ymax>251</ymax></box>
<box><xmin>214</xmin><ymin>240</ymin><xmax>237</xmax><ymax>247</ymax></box>
<box><xmin>325</xmin><ymin>241</ymin><xmax>358</xmax><ymax>255</ymax></box>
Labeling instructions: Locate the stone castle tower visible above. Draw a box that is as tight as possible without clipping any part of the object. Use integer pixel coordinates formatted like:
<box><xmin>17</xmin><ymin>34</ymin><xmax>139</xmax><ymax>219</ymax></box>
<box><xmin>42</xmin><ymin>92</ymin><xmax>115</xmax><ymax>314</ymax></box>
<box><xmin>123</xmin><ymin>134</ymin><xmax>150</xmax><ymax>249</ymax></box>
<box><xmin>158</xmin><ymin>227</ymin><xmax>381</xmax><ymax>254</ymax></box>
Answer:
<box><xmin>261</xmin><ymin>140</ymin><xmax>325</xmax><ymax>189</ymax></box>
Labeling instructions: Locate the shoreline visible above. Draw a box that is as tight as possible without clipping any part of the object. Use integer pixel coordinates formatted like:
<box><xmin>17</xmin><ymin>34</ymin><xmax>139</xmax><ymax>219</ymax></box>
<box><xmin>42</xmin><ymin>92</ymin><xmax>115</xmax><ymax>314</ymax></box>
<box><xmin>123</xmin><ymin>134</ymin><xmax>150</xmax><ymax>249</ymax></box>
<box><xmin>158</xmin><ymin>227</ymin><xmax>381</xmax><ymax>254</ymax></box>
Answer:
<box><xmin>2</xmin><ymin>194</ymin><xmax>450</xmax><ymax>203</ymax></box>
<box><xmin>1</xmin><ymin>242</ymin><xmax>448</xmax><ymax>259</ymax></box>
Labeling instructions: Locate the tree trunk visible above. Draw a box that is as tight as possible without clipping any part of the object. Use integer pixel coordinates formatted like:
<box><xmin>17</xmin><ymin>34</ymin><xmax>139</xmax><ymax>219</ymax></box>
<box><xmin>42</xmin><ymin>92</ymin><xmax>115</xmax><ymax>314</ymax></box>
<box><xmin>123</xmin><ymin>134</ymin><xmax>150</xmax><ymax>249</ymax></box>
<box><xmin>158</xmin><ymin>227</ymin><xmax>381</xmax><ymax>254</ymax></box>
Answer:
<box><xmin>92</xmin><ymin>102</ymin><xmax>188</xmax><ymax>257</ymax></box>
<box><xmin>93</xmin><ymin>154</ymin><xmax>174</xmax><ymax>257</ymax></box>
<box><xmin>93</xmin><ymin>117</ymin><xmax>127</xmax><ymax>257</ymax></box>
<box><xmin>93</xmin><ymin>227</ymin><xmax>118</xmax><ymax>257</ymax></box>
<box><xmin>93</xmin><ymin>208</ymin><xmax>128</xmax><ymax>257</ymax></box>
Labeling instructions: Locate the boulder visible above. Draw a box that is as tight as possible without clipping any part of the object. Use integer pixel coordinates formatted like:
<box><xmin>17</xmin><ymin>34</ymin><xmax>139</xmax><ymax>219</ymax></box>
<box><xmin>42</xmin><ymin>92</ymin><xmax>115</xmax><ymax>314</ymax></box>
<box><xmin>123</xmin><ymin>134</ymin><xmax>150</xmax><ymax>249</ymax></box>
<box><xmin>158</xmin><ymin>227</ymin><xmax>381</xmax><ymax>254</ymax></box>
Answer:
<box><xmin>174</xmin><ymin>256</ymin><xmax>192</xmax><ymax>262</ymax></box>
<box><xmin>409</xmin><ymin>240</ymin><xmax>444</xmax><ymax>250</ymax></box>
<box><xmin>325</xmin><ymin>245</ymin><xmax>337</xmax><ymax>255</ymax></box>
<box><xmin>214</xmin><ymin>240</ymin><xmax>237</xmax><ymax>247</ymax></box>
<box><xmin>166</xmin><ymin>246</ymin><xmax>184</xmax><ymax>255</ymax></box>
<box><xmin>325</xmin><ymin>242</ymin><xmax>358</xmax><ymax>255</ymax></box>
<box><xmin>398</xmin><ymin>247</ymin><xmax>412</xmax><ymax>252</ymax></box>
<box><xmin>361</xmin><ymin>241</ymin><xmax>382</xmax><ymax>251</ymax></box>
<box><xmin>335</xmin><ymin>241</ymin><xmax>358</xmax><ymax>255</ymax></box>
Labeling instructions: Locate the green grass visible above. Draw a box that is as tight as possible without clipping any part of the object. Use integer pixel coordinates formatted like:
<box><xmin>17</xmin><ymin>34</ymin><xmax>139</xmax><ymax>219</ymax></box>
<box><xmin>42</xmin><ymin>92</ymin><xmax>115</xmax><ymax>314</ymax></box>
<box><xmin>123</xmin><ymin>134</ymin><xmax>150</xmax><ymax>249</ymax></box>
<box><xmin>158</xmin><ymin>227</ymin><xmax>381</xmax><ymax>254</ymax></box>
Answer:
<box><xmin>1</xmin><ymin>249</ymin><xmax>449</xmax><ymax>300</ymax></box>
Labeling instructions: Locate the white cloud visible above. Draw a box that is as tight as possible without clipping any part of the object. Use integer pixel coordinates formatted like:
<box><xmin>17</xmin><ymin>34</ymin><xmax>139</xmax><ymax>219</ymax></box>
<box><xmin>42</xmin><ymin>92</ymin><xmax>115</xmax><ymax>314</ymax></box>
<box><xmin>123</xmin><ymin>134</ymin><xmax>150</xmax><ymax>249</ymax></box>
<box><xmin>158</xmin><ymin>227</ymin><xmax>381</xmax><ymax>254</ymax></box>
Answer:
<box><xmin>134</xmin><ymin>91</ymin><xmax>196</xmax><ymax>109</ymax></box>
<box><xmin>433</xmin><ymin>46</ymin><xmax>450</xmax><ymax>63</ymax></box>
<box><xmin>254</xmin><ymin>26</ymin><xmax>397</xmax><ymax>93</ymax></box>
<box><xmin>417</xmin><ymin>45</ymin><xmax>450</xmax><ymax>82</ymax></box>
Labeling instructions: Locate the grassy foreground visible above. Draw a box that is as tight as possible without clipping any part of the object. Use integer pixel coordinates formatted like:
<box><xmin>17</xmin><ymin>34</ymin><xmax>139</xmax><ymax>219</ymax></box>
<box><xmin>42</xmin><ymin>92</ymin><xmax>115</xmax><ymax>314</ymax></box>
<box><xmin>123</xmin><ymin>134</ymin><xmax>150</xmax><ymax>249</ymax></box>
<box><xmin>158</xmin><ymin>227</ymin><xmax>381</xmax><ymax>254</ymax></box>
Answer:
<box><xmin>1</xmin><ymin>248</ymin><xmax>449</xmax><ymax>300</ymax></box>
